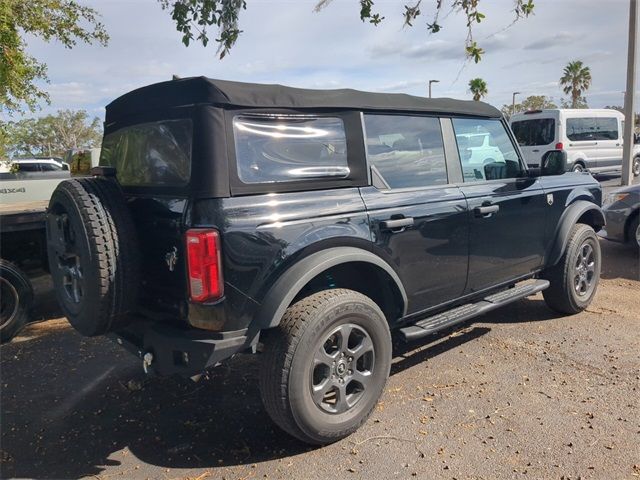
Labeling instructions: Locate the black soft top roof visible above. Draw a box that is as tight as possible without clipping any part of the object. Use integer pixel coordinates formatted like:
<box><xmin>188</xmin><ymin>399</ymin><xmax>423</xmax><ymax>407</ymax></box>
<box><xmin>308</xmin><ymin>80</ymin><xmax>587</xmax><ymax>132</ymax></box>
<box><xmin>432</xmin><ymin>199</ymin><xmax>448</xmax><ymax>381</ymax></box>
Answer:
<box><xmin>105</xmin><ymin>76</ymin><xmax>502</xmax><ymax>122</ymax></box>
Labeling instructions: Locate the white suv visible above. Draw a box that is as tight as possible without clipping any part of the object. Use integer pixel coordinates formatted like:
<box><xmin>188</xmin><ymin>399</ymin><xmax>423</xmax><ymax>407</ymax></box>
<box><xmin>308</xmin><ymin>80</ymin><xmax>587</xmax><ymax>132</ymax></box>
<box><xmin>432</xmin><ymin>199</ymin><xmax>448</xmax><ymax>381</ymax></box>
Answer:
<box><xmin>510</xmin><ymin>108</ymin><xmax>640</xmax><ymax>176</ymax></box>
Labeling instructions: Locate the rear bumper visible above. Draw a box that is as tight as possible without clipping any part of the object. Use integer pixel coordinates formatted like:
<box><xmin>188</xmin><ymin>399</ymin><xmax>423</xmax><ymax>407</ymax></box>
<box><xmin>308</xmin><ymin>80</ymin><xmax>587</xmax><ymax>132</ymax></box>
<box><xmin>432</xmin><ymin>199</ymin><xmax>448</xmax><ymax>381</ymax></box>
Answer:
<box><xmin>109</xmin><ymin>322</ymin><xmax>253</xmax><ymax>377</ymax></box>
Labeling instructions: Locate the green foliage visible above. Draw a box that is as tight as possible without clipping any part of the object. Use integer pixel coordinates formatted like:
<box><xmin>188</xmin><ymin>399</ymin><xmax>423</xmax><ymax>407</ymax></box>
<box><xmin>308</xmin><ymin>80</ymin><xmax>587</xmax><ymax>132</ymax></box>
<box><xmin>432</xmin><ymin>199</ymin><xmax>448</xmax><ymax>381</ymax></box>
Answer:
<box><xmin>501</xmin><ymin>95</ymin><xmax>557</xmax><ymax>117</ymax></box>
<box><xmin>560</xmin><ymin>96</ymin><xmax>588</xmax><ymax>109</ymax></box>
<box><xmin>559</xmin><ymin>60</ymin><xmax>592</xmax><ymax>109</ymax></box>
<box><xmin>159</xmin><ymin>0</ymin><xmax>246</xmax><ymax>58</ymax></box>
<box><xmin>1</xmin><ymin>110</ymin><xmax>102</xmax><ymax>159</ymax></box>
<box><xmin>0</xmin><ymin>0</ymin><xmax>108</xmax><ymax>114</ymax></box>
<box><xmin>468</xmin><ymin>77</ymin><xmax>488</xmax><ymax>101</ymax></box>
<box><xmin>163</xmin><ymin>0</ymin><xmax>534</xmax><ymax>62</ymax></box>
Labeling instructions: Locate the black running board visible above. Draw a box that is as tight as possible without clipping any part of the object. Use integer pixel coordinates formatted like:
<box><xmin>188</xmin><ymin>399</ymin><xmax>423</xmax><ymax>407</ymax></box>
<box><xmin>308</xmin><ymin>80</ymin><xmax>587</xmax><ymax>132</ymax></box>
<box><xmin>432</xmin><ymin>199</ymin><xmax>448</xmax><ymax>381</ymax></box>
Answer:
<box><xmin>399</xmin><ymin>279</ymin><xmax>549</xmax><ymax>342</ymax></box>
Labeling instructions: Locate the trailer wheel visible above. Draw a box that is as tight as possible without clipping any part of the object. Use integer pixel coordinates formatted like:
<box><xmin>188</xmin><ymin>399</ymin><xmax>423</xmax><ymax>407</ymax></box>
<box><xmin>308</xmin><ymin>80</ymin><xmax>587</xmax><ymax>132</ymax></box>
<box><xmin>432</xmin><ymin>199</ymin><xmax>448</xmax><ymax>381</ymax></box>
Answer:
<box><xmin>0</xmin><ymin>260</ymin><xmax>33</xmax><ymax>343</ymax></box>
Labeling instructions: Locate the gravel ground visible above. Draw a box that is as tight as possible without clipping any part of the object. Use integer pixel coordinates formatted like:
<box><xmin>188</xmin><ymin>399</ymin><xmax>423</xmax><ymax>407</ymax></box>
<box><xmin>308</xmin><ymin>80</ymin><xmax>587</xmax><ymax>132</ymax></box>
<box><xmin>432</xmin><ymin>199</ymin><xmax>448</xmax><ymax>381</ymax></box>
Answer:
<box><xmin>1</xmin><ymin>199</ymin><xmax>639</xmax><ymax>480</ymax></box>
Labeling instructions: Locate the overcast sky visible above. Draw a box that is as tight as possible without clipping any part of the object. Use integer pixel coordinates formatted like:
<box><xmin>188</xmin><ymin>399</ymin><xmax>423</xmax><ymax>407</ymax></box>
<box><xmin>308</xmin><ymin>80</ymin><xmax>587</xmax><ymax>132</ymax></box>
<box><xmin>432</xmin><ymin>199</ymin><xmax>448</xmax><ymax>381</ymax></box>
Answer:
<box><xmin>22</xmin><ymin>0</ymin><xmax>635</xmax><ymax>120</ymax></box>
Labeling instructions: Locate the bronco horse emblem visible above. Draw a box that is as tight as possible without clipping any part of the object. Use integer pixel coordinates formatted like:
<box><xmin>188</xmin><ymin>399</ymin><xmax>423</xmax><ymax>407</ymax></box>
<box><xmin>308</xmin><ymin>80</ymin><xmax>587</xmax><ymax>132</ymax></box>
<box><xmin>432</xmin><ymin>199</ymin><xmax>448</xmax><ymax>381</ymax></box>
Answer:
<box><xmin>165</xmin><ymin>246</ymin><xmax>178</xmax><ymax>272</ymax></box>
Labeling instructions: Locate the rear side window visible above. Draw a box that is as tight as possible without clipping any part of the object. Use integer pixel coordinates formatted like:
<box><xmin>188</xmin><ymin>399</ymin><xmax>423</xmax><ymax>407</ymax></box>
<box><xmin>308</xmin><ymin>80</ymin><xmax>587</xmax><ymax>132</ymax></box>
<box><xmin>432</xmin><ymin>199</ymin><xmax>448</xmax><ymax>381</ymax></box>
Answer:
<box><xmin>233</xmin><ymin>115</ymin><xmax>349</xmax><ymax>184</ymax></box>
<box><xmin>511</xmin><ymin>118</ymin><xmax>555</xmax><ymax>146</ymax></box>
<box><xmin>17</xmin><ymin>163</ymin><xmax>40</xmax><ymax>172</ymax></box>
<box><xmin>566</xmin><ymin>117</ymin><xmax>597</xmax><ymax>141</ymax></box>
<box><xmin>363</xmin><ymin>114</ymin><xmax>447</xmax><ymax>189</ymax></box>
<box><xmin>100</xmin><ymin>119</ymin><xmax>192</xmax><ymax>187</ymax></box>
<box><xmin>595</xmin><ymin>117</ymin><xmax>619</xmax><ymax>140</ymax></box>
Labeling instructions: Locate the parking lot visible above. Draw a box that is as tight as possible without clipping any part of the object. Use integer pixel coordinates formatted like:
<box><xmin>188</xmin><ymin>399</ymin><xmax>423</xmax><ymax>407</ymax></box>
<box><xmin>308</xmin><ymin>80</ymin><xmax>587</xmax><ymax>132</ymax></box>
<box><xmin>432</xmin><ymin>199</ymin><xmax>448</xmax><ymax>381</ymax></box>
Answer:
<box><xmin>1</xmin><ymin>209</ymin><xmax>638</xmax><ymax>479</ymax></box>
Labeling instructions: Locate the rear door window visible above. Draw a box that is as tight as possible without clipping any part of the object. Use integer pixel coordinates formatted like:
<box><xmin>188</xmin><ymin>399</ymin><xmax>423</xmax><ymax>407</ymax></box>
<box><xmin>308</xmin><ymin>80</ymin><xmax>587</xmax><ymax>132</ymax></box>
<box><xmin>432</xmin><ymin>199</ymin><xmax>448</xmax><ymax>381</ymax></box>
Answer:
<box><xmin>595</xmin><ymin>117</ymin><xmax>619</xmax><ymax>140</ymax></box>
<box><xmin>511</xmin><ymin>118</ymin><xmax>555</xmax><ymax>146</ymax></box>
<box><xmin>363</xmin><ymin>114</ymin><xmax>447</xmax><ymax>189</ymax></box>
<box><xmin>566</xmin><ymin>117</ymin><xmax>598</xmax><ymax>141</ymax></box>
<box><xmin>233</xmin><ymin>115</ymin><xmax>349</xmax><ymax>184</ymax></box>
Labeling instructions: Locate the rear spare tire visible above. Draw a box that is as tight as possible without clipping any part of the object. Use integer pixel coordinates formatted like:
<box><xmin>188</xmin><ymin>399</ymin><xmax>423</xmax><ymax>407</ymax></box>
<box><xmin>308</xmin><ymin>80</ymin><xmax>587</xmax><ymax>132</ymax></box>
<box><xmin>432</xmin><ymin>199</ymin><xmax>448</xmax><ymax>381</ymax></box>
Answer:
<box><xmin>46</xmin><ymin>177</ymin><xmax>140</xmax><ymax>336</ymax></box>
<box><xmin>0</xmin><ymin>260</ymin><xmax>33</xmax><ymax>342</ymax></box>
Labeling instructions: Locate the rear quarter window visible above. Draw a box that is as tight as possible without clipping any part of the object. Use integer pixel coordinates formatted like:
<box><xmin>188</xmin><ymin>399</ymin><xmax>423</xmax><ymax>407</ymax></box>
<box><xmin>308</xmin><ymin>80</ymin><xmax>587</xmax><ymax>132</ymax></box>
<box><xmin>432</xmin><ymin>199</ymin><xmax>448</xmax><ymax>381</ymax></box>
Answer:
<box><xmin>511</xmin><ymin>118</ymin><xmax>555</xmax><ymax>146</ymax></box>
<box><xmin>233</xmin><ymin>115</ymin><xmax>349</xmax><ymax>184</ymax></box>
<box><xmin>100</xmin><ymin>119</ymin><xmax>192</xmax><ymax>187</ymax></box>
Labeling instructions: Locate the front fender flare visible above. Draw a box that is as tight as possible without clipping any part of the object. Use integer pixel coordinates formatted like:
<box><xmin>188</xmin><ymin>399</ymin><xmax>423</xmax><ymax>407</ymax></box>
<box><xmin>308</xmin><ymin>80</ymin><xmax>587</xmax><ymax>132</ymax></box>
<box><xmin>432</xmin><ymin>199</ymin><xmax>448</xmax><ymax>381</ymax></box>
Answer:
<box><xmin>547</xmin><ymin>200</ymin><xmax>605</xmax><ymax>267</ymax></box>
<box><xmin>254</xmin><ymin>247</ymin><xmax>408</xmax><ymax>329</ymax></box>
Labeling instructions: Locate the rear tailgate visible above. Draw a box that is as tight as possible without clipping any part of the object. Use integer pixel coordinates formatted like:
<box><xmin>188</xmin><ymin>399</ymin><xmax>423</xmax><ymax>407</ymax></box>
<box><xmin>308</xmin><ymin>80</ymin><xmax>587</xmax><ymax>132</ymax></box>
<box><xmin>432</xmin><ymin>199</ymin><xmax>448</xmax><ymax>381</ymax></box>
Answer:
<box><xmin>126</xmin><ymin>196</ymin><xmax>189</xmax><ymax>322</ymax></box>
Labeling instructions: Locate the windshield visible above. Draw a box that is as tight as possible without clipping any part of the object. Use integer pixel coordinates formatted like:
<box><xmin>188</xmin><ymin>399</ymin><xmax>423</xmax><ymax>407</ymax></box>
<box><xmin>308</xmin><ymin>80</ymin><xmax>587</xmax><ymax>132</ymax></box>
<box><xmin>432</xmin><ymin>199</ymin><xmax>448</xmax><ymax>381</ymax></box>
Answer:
<box><xmin>100</xmin><ymin>119</ymin><xmax>192</xmax><ymax>187</ymax></box>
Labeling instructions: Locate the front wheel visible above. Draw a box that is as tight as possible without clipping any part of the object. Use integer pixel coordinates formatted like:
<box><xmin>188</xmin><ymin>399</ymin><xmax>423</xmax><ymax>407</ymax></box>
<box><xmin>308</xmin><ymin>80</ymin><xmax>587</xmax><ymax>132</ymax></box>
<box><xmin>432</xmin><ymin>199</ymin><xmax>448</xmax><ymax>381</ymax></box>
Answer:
<box><xmin>543</xmin><ymin>224</ymin><xmax>601</xmax><ymax>314</ymax></box>
<box><xmin>259</xmin><ymin>289</ymin><xmax>392</xmax><ymax>445</ymax></box>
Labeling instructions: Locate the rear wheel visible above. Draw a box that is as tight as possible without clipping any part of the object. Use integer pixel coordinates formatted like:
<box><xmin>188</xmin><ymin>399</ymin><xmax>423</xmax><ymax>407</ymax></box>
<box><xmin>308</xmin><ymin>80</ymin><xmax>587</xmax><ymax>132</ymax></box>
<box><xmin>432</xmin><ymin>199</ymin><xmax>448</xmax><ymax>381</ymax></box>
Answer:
<box><xmin>632</xmin><ymin>157</ymin><xmax>640</xmax><ymax>177</ymax></box>
<box><xmin>543</xmin><ymin>224</ymin><xmax>601</xmax><ymax>314</ymax></box>
<box><xmin>0</xmin><ymin>260</ymin><xmax>33</xmax><ymax>342</ymax></box>
<box><xmin>572</xmin><ymin>162</ymin><xmax>586</xmax><ymax>173</ymax></box>
<box><xmin>259</xmin><ymin>289</ymin><xmax>391</xmax><ymax>445</ymax></box>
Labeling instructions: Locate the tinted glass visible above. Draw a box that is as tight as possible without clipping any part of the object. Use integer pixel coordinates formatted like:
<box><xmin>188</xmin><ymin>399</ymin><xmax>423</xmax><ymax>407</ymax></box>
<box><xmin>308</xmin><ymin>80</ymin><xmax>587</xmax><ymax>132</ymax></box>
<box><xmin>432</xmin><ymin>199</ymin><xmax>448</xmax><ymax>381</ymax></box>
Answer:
<box><xmin>511</xmin><ymin>118</ymin><xmax>555</xmax><ymax>146</ymax></box>
<box><xmin>233</xmin><ymin>116</ymin><xmax>349</xmax><ymax>184</ymax></box>
<box><xmin>17</xmin><ymin>163</ymin><xmax>40</xmax><ymax>172</ymax></box>
<box><xmin>100</xmin><ymin>120</ymin><xmax>192</xmax><ymax>187</ymax></box>
<box><xmin>453</xmin><ymin>118</ymin><xmax>523</xmax><ymax>181</ymax></box>
<box><xmin>566</xmin><ymin>117</ymin><xmax>597</xmax><ymax>141</ymax></box>
<box><xmin>364</xmin><ymin>114</ymin><xmax>447</xmax><ymax>189</ymax></box>
<box><xmin>595</xmin><ymin>117</ymin><xmax>619</xmax><ymax>140</ymax></box>
<box><xmin>40</xmin><ymin>163</ymin><xmax>61</xmax><ymax>171</ymax></box>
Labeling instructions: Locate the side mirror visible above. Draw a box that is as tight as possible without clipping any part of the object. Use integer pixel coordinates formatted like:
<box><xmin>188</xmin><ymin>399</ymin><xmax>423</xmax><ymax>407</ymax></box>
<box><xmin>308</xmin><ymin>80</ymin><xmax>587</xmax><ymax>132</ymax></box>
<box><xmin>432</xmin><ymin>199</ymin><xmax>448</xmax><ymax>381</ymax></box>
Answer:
<box><xmin>541</xmin><ymin>150</ymin><xmax>567</xmax><ymax>176</ymax></box>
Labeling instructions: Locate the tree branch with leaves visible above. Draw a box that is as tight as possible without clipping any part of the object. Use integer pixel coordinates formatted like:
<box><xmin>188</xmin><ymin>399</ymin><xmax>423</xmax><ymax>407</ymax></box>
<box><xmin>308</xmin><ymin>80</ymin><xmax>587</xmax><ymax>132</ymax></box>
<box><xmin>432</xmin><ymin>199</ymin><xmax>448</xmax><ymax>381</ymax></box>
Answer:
<box><xmin>0</xmin><ymin>0</ymin><xmax>108</xmax><ymax>114</ymax></box>
<box><xmin>161</xmin><ymin>0</ymin><xmax>535</xmax><ymax>63</ymax></box>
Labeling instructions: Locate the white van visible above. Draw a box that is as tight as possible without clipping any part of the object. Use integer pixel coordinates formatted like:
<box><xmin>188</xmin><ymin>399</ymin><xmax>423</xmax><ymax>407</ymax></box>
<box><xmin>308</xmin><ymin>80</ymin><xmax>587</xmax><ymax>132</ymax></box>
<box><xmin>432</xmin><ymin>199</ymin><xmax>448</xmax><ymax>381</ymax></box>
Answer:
<box><xmin>510</xmin><ymin>109</ymin><xmax>640</xmax><ymax>176</ymax></box>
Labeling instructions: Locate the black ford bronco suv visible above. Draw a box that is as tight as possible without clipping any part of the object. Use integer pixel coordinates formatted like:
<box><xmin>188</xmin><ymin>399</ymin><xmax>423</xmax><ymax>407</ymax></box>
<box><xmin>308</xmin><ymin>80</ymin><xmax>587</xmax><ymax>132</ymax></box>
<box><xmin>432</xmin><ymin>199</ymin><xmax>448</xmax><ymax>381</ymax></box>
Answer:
<box><xmin>46</xmin><ymin>77</ymin><xmax>604</xmax><ymax>444</ymax></box>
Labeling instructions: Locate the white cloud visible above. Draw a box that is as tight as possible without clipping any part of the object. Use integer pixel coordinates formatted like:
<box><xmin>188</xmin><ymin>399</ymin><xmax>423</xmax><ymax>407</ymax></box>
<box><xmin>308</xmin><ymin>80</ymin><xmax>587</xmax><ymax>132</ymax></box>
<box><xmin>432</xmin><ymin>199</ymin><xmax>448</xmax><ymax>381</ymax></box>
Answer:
<box><xmin>18</xmin><ymin>0</ymin><xmax>635</xmax><ymax>118</ymax></box>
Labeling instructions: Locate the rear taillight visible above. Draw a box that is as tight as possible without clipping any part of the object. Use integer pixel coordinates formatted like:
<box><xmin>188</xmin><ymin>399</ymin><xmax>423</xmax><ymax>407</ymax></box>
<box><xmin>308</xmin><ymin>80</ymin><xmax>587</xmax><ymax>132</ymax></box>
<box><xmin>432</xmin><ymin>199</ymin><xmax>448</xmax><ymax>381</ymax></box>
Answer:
<box><xmin>555</xmin><ymin>142</ymin><xmax>564</xmax><ymax>150</ymax></box>
<box><xmin>186</xmin><ymin>229</ymin><xmax>223</xmax><ymax>302</ymax></box>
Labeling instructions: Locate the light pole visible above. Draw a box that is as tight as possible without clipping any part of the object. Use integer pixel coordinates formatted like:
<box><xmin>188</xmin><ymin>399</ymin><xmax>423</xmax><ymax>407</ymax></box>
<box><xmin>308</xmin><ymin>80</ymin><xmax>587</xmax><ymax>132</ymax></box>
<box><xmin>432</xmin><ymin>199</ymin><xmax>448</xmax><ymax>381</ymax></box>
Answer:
<box><xmin>622</xmin><ymin>0</ymin><xmax>637</xmax><ymax>186</ymax></box>
<box><xmin>429</xmin><ymin>79</ymin><xmax>440</xmax><ymax>98</ymax></box>
<box><xmin>512</xmin><ymin>91</ymin><xmax>521</xmax><ymax>117</ymax></box>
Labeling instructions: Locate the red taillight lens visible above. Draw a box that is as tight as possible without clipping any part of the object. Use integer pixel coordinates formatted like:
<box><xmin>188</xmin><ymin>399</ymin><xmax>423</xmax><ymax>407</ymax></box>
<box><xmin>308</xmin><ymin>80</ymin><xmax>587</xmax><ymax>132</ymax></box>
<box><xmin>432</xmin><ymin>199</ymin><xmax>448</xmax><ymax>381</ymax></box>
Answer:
<box><xmin>186</xmin><ymin>229</ymin><xmax>223</xmax><ymax>302</ymax></box>
<box><xmin>555</xmin><ymin>142</ymin><xmax>564</xmax><ymax>150</ymax></box>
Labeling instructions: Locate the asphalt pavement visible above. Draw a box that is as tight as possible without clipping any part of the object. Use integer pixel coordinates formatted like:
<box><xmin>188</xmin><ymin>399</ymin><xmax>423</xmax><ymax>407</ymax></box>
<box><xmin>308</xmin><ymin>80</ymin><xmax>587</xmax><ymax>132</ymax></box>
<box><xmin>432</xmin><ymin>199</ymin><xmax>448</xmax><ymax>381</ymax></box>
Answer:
<box><xmin>1</xmin><ymin>176</ymin><xmax>639</xmax><ymax>480</ymax></box>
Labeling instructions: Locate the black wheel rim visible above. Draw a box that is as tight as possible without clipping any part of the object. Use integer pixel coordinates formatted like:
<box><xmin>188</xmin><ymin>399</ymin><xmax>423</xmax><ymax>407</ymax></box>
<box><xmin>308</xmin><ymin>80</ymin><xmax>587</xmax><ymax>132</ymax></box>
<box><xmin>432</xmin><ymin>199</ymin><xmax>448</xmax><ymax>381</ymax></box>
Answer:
<box><xmin>48</xmin><ymin>211</ymin><xmax>84</xmax><ymax>304</ymax></box>
<box><xmin>310</xmin><ymin>323</ymin><xmax>375</xmax><ymax>414</ymax></box>
<box><xmin>0</xmin><ymin>278</ymin><xmax>18</xmax><ymax>329</ymax></box>
<box><xmin>574</xmin><ymin>241</ymin><xmax>596</xmax><ymax>297</ymax></box>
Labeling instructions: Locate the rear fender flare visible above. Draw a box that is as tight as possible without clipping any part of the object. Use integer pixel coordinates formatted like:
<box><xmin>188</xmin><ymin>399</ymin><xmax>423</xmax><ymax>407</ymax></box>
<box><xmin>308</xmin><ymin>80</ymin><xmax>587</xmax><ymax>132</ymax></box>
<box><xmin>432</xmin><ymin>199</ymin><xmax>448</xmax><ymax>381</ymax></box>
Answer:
<box><xmin>547</xmin><ymin>200</ymin><xmax>605</xmax><ymax>267</ymax></box>
<box><xmin>253</xmin><ymin>247</ymin><xmax>408</xmax><ymax>330</ymax></box>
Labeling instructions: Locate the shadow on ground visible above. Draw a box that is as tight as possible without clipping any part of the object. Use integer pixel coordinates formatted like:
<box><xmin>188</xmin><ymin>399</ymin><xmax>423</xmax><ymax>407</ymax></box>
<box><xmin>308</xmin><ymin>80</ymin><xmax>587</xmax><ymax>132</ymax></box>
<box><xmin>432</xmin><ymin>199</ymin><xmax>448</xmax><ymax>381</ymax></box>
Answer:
<box><xmin>0</xmin><ymin>240</ymin><xmax>635</xmax><ymax>479</ymax></box>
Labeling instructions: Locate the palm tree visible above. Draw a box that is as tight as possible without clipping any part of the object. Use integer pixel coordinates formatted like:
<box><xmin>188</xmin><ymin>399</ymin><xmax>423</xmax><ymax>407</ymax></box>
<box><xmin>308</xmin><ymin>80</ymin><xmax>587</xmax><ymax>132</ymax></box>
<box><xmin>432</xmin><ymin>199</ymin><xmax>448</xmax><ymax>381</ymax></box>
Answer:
<box><xmin>468</xmin><ymin>78</ymin><xmax>488</xmax><ymax>101</ymax></box>
<box><xmin>560</xmin><ymin>60</ymin><xmax>592</xmax><ymax>108</ymax></box>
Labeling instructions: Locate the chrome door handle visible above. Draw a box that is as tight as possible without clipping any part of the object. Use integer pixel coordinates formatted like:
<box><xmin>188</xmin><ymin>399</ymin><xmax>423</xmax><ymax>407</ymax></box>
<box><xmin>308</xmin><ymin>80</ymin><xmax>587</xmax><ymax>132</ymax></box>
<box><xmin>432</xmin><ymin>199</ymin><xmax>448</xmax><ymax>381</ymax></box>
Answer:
<box><xmin>380</xmin><ymin>217</ymin><xmax>414</xmax><ymax>232</ymax></box>
<box><xmin>474</xmin><ymin>205</ymin><xmax>499</xmax><ymax>217</ymax></box>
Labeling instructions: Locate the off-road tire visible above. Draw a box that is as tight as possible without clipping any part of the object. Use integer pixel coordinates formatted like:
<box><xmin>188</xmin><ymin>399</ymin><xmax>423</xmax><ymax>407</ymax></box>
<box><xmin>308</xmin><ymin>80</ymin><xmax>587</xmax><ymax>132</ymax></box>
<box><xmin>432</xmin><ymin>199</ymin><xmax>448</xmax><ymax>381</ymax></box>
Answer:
<box><xmin>259</xmin><ymin>289</ymin><xmax>392</xmax><ymax>445</ymax></box>
<box><xmin>0</xmin><ymin>260</ymin><xmax>33</xmax><ymax>342</ymax></box>
<box><xmin>543</xmin><ymin>223</ymin><xmax>601</xmax><ymax>314</ymax></box>
<box><xmin>47</xmin><ymin>177</ymin><xmax>140</xmax><ymax>336</ymax></box>
<box><xmin>627</xmin><ymin>215</ymin><xmax>640</xmax><ymax>249</ymax></box>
